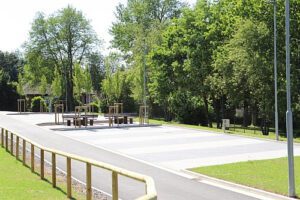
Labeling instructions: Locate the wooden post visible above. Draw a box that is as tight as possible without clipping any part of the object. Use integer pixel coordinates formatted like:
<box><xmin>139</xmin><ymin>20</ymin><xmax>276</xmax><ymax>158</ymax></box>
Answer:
<box><xmin>67</xmin><ymin>157</ymin><xmax>72</xmax><ymax>198</ymax></box>
<box><xmin>5</xmin><ymin>130</ymin><xmax>8</xmax><ymax>151</ymax></box>
<box><xmin>86</xmin><ymin>163</ymin><xmax>92</xmax><ymax>200</ymax></box>
<box><xmin>112</xmin><ymin>171</ymin><xmax>118</xmax><ymax>200</ymax></box>
<box><xmin>10</xmin><ymin>132</ymin><xmax>13</xmax><ymax>154</ymax></box>
<box><xmin>16</xmin><ymin>136</ymin><xmax>19</xmax><ymax>160</ymax></box>
<box><xmin>1</xmin><ymin>128</ymin><xmax>3</xmax><ymax>147</ymax></box>
<box><xmin>52</xmin><ymin>153</ymin><xmax>56</xmax><ymax>187</ymax></box>
<box><xmin>40</xmin><ymin>149</ymin><xmax>44</xmax><ymax>179</ymax></box>
<box><xmin>22</xmin><ymin>139</ymin><xmax>26</xmax><ymax>165</ymax></box>
<box><xmin>31</xmin><ymin>144</ymin><xmax>34</xmax><ymax>172</ymax></box>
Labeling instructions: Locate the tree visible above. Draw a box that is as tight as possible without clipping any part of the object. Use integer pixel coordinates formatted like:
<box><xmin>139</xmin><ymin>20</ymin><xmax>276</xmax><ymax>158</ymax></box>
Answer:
<box><xmin>102</xmin><ymin>52</ymin><xmax>125</xmax><ymax>104</ymax></box>
<box><xmin>83</xmin><ymin>66</ymin><xmax>93</xmax><ymax>103</ymax></box>
<box><xmin>110</xmin><ymin>0</ymin><xmax>185</xmax><ymax>103</ymax></box>
<box><xmin>25</xmin><ymin>6</ymin><xmax>100</xmax><ymax>110</ymax></box>
<box><xmin>73</xmin><ymin>62</ymin><xmax>85</xmax><ymax>103</ymax></box>
<box><xmin>149</xmin><ymin>0</ymin><xmax>214</xmax><ymax>126</ymax></box>
<box><xmin>51</xmin><ymin>66</ymin><xmax>62</xmax><ymax>98</ymax></box>
<box><xmin>39</xmin><ymin>75</ymin><xmax>47</xmax><ymax>96</ymax></box>
<box><xmin>0</xmin><ymin>51</ymin><xmax>23</xmax><ymax>111</ymax></box>
<box><xmin>87</xmin><ymin>53</ymin><xmax>105</xmax><ymax>96</ymax></box>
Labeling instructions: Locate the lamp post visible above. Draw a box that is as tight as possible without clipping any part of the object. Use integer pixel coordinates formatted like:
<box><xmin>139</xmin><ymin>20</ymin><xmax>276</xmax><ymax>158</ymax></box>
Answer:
<box><xmin>273</xmin><ymin>0</ymin><xmax>279</xmax><ymax>141</ymax></box>
<box><xmin>285</xmin><ymin>0</ymin><xmax>296</xmax><ymax>197</ymax></box>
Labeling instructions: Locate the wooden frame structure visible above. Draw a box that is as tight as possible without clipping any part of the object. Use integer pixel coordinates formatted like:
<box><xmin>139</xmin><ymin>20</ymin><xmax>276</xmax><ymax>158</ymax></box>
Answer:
<box><xmin>0</xmin><ymin>126</ymin><xmax>157</xmax><ymax>200</ymax></box>
<box><xmin>108</xmin><ymin>105</ymin><xmax>117</xmax><ymax>127</ymax></box>
<box><xmin>84</xmin><ymin>103</ymin><xmax>93</xmax><ymax>114</ymax></box>
<box><xmin>17</xmin><ymin>99</ymin><xmax>26</xmax><ymax>114</ymax></box>
<box><xmin>54</xmin><ymin>104</ymin><xmax>64</xmax><ymax>125</ymax></box>
<box><xmin>139</xmin><ymin>105</ymin><xmax>149</xmax><ymax>125</ymax></box>
<box><xmin>114</xmin><ymin>103</ymin><xmax>123</xmax><ymax>114</ymax></box>
<box><xmin>74</xmin><ymin>106</ymin><xmax>88</xmax><ymax>128</ymax></box>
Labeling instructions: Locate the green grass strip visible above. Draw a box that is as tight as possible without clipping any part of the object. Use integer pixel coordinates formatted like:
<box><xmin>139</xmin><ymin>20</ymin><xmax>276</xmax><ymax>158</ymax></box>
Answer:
<box><xmin>191</xmin><ymin>157</ymin><xmax>300</xmax><ymax>196</ymax></box>
<box><xmin>148</xmin><ymin>118</ymin><xmax>300</xmax><ymax>143</ymax></box>
<box><xmin>0</xmin><ymin>148</ymin><xmax>80</xmax><ymax>200</ymax></box>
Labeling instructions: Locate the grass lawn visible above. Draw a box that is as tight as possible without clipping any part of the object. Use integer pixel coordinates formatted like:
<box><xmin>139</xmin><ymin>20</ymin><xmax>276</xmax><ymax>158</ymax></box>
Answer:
<box><xmin>191</xmin><ymin>157</ymin><xmax>300</xmax><ymax>197</ymax></box>
<box><xmin>0</xmin><ymin>148</ymin><xmax>82</xmax><ymax>200</ymax></box>
<box><xmin>148</xmin><ymin>118</ymin><xmax>300</xmax><ymax>143</ymax></box>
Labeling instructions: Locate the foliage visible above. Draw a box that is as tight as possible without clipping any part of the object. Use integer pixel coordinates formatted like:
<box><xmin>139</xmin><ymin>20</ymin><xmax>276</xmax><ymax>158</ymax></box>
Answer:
<box><xmin>73</xmin><ymin>63</ymin><xmax>85</xmax><ymax>102</ymax></box>
<box><xmin>87</xmin><ymin>53</ymin><xmax>105</xmax><ymax>95</ymax></box>
<box><xmin>25</xmin><ymin>6</ymin><xmax>100</xmax><ymax>110</ymax></box>
<box><xmin>0</xmin><ymin>51</ymin><xmax>23</xmax><ymax>111</ymax></box>
<box><xmin>89</xmin><ymin>101</ymin><xmax>100</xmax><ymax>113</ymax></box>
<box><xmin>51</xmin><ymin>66</ymin><xmax>62</xmax><ymax>98</ymax></box>
<box><xmin>110</xmin><ymin>0</ymin><xmax>185</xmax><ymax>103</ymax></box>
<box><xmin>31</xmin><ymin>96</ymin><xmax>46</xmax><ymax>112</ymax></box>
<box><xmin>102</xmin><ymin>53</ymin><xmax>125</xmax><ymax>104</ymax></box>
<box><xmin>39</xmin><ymin>75</ymin><xmax>47</xmax><ymax>95</ymax></box>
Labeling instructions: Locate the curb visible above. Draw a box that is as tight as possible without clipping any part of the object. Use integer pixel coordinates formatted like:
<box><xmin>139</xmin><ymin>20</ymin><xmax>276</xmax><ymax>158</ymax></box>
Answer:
<box><xmin>181</xmin><ymin>169</ymin><xmax>297</xmax><ymax>200</ymax></box>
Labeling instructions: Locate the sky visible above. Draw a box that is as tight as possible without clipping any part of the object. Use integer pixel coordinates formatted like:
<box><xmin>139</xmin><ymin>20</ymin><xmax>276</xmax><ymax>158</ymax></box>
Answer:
<box><xmin>0</xmin><ymin>0</ymin><xmax>196</xmax><ymax>55</ymax></box>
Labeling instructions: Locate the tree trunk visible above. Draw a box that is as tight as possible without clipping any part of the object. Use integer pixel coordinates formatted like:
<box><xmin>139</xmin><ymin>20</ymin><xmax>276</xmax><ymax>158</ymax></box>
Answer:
<box><xmin>66</xmin><ymin>62</ymin><xmax>74</xmax><ymax>111</ymax></box>
<box><xmin>213</xmin><ymin>98</ymin><xmax>221</xmax><ymax>129</ymax></box>
<box><xmin>243</xmin><ymin>100</ymin><xmax>248</xmax><ymax>127</ymax></box>
<box><xmin>251</xmin><ymin>104</ymin><xmax>257</xmax><ymax>126</ymax></box>
<box><xmin>204</xmin><ymin>96</ymin><xmax>212</xmax><ymax>128</ymax></box>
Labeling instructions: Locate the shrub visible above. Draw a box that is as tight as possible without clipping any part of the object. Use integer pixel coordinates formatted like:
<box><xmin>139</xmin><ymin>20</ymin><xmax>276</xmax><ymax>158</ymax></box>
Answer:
<box><xmin>89</xmin><ymin>101</ymin><xmax>100</xmax><ymax>113</ymax></box>
<box><xmin>31</xmin><ymin>96</ymin><xmax>46</xmax><ymax>112</ymax></box>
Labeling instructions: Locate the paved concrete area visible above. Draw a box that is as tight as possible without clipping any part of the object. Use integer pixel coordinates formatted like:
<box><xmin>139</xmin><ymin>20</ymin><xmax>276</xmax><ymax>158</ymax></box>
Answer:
<box><xmin>4</xmin><ymin>112</ymin><xmax>300</xmax><ymax>172</ymax></box>
<box><xmin>1</xmin><ymin>111</ymin><xmax>297</xmax><ymax>200</ymax></box>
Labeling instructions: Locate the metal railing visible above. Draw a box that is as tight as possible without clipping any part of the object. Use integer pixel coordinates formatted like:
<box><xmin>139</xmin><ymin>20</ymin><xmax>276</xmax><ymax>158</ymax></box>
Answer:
<box><xmin>0</xmin><ymin>126</ymin><xmax>157</xmax><ymax>200</ymax></box>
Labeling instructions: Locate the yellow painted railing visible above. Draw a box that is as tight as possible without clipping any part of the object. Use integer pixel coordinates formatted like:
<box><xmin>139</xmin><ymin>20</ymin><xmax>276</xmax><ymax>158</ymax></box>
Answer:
<box><xmin>0</xmin><ymin>127</ymin><xmax>157</xmax><ymax>200</ymax></box>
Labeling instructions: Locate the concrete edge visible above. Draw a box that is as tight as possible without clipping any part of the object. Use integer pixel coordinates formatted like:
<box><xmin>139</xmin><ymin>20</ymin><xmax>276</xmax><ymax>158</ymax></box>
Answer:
<box><xmin>181</xmin><ymin>169</ymin><xmax>297</xmax><ymax>200</ymax></box>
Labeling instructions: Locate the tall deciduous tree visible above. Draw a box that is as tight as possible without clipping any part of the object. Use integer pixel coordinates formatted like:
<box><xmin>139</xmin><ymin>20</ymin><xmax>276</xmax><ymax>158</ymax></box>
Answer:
<box><xmin>51</xmin><ymin>66</ymin><xmax>62</xmax><ymax>98</ymax></box>
<box><xmin>25</xmin><ymin>6</ymin><xmax>100</xmax><ymax>110</ymax></box>
<box><xmin>110</xmin><ymin>0</ymin><xmax>184</xmax><ymax>103</ymax></box>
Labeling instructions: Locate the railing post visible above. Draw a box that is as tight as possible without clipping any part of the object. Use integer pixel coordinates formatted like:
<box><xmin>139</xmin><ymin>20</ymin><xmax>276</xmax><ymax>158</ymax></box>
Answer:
<box><xmin>5</xmin><ymin>130</ymin><xmax>8</xmax><ymax>151</ymax></box>
<box><xmin>112</xmin><ymin>171</ymin><xmax>118</xmax><ymax>200</ymax></box>
<box><xmin>10</xmin><ymin>132</ymin><xmax>13</xmax><ymax>154</ymax></box>
<box><xmin>86</xmin><ymin>163</ymin><xmax>92</xmax><ymax>200</ymax></box>
<box><xmin>1</xmin><ymin>128</ymin><xmax>3</xmax><ymax>147</ymax></box>
<box><xmin>31</xmin><ymin>144</ymin><xmax>34</xmax><ymax>172</ymax></box>
<box><xmin>16</xmin><ymin>136</ymin><xmax>19</xmax><ymax>160</ymax></box>
<box><xmin>40</xmin><ymin>149</ymin><xmax>44</xmax><ymax>179</ymax></box>
<box><xmin>67</xmin><ymin>157</ymin><xmax>72</xmax><ymax>198</ymax></box>
<box><xmin>52</xmin><ymin>153</ymin><xmax>56</xmax><ymax>187</ymax></box>
<box><xmin>22</xmin><ymin>139</ymin><xmax>26</xmax><ymax>165</ymax></box>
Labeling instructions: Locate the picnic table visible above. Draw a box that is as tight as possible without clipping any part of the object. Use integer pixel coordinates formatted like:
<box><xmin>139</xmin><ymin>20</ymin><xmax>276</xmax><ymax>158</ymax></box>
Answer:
<box><xmin>62</xmin><ymin>114</ymin><xmax>98</xmax><ymax>127</ymax></box>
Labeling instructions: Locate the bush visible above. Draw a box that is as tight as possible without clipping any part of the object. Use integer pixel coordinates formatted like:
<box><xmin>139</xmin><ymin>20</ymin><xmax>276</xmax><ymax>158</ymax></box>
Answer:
<box><xmin>89</xmin><ymin>101</ymin><xmax>100</xmax><ymax>113</ymax></box>
<box><xmin>31</xmin><ymin>96</ymin><xmax>46</xmax><ymax>112</ymax></box>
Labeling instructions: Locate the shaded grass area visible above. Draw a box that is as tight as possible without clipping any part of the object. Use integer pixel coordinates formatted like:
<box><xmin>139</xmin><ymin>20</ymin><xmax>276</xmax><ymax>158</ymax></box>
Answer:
<box><xmin>148</xmin><ymin>118</ymin><xmax>300</xmax><ymax>143</ymax></box>
<box><xmin>0</xmin><ymin>148</ymin><xmax>83</xmax><ymax>200</ymax></box>
<box><xmin>191</xmin><ymin>157</ymin><xmax>300</xmax><ymax>197</ymax></box>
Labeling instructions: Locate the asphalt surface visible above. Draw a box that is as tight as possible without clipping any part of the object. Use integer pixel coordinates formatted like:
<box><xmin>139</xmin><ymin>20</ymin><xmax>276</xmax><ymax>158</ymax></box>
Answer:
<box><xmin>0</xmin><ymin>113</ymin><xmax>258</xmax><ymax>200</ymax></box>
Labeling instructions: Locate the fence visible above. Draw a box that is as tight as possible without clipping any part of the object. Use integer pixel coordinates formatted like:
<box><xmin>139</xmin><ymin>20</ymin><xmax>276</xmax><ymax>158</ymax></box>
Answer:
<box><xmin>0</xmin><ymin>126</ymin><xmax>157</xmax><ymax>200</ymax></box>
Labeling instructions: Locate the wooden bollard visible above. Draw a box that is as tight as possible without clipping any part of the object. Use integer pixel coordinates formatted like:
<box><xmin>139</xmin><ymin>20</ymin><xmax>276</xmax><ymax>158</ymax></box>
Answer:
<box><xmin>16</xmin><ymin>136</ymin><xmax>19</xmax><ymax>160</ymax></box>
<box><xmin>67</xmin><ymin>157</ymin><xmax>72</xmax><ymax>198</ymax></box>
<box><xmin>86</xmin><ymin>163</ymin><xmax>92</xmax><ymax>200</ymax></box>
<box><xmin>10</xmin><ymin>132</ymin><xmax>13</xmax><ymax>154</ymax></box>
<box><xmin>5</xmin><ymin>130</ymin><xmax>8</xmax><ymax>151</ymax></box>
<box><xmin>52</xmin><ymin>153</ymin><xmax>56</xmax><ymax>187</ymax></box>
<box><xmin>22</xmin><ymin>140</ymin><xmax>26</xmax><ymax>165</ymax></box>
<box><xmin>1</xmin><ymin>128</ymin><xmax>3</xmax><ymax>147</ymax></box>
<box><xmin>31</xmin><ymin>144</ymin><xmax>34</xmax><ymax>172</ymax></box>
<box><xmin>112</xmin><ymin>171</ymin><xmax>118</xmax><ymax>200</ymax></box>
<box><xmin>40</xmin><ymin>149</ymin><xmax>44</xmax><ymax>179</ymax></box>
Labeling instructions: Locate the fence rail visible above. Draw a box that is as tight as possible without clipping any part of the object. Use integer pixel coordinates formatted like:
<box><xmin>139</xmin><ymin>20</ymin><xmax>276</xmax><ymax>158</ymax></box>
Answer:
<box><xmin>0</xmin><ymin>126</ymin><xmax>157</xmax><ymax>200</ymax></box>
